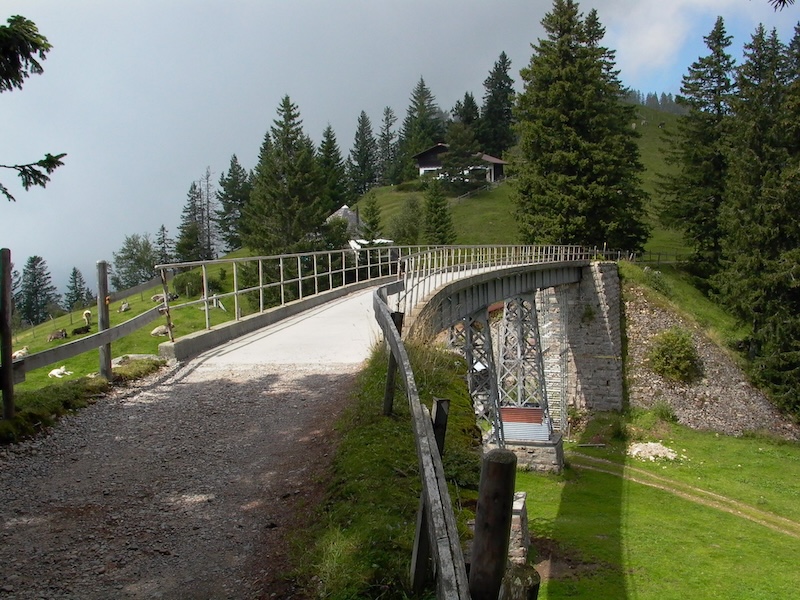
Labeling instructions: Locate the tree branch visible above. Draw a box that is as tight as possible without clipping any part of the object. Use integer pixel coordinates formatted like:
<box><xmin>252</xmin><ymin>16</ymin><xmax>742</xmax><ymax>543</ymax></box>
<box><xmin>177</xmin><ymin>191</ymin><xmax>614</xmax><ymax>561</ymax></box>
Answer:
<box><xmin>0</xmin><ymin>153</ymin><xmax>66</xmax><ymax>201</ymax></box>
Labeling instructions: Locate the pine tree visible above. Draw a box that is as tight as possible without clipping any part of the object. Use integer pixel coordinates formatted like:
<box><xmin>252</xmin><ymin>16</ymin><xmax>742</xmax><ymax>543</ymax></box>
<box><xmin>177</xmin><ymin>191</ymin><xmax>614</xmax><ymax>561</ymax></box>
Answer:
<box><xmin>512</xmin><ymin>0</ymin><xmax>649</xmax><ymax>251</ymax></box>
<box><xmin>452</xmin><ymin>92</ymin><xmax>480</xmax><ymax>126</ymax></box>
<box><xmin>317</xmin><ymin>125</ymin><xmax>350</xmax><ymax>216</ymax></box>
<box><xmin>215</xmin><ymin>155</ymin><xmax>251</xmax><ymax>253</ymax></box>
<box><xmin>18</xmin><ymin>255</ymin><xmax>59</xmax><ymax>325</ymax></box>
<box><xmin>175</xmin><ymin>182</ymin><xmax>209</xmax><ymax>262</ymax></box>
<box><xmin>199</xmin><ymin>167</ymin><xmax>218</xmax><ymax>258</ymax></box>
<box><xmin>243</xmin><ymin>95</ymin><xmax>325</xmax><ymax>254</ymax></box>
<box><xmin>423</xmin><ymin>180</ymin><xmax>456</xmax><ymax>245</ymax></box>
<box><xmin>359</xmin><ymin>191</ymin><xmax>382</xmax><ymax>240</ymax></box>
<box><xmin>377</xmin><ymin>106</ymin><xmax>400</xmax><ymax>185</ymax></box>
<box><xmin>659</xmin><ymin>17</ymin><xmax>736</xmax><ymax>276</ymax></box>
<box><xmin>112</xmin><ymin>233</ymin><xmax>158</xmax><ymax>290</ymax></box>
<box><xmin>348</xmin><ymin>111</ymin><xmax>378</xmax><ymax>197</ymax></box>
<box><xmin>477</xmin><ymin>52</ymin><xmax>515</xmax><ymax>157</ymax></box>
<box><xmin>715</xmin><ymin>25</ymin><xmax>800</xmax><ymax>412</ymax></box>
<box><xmin>155</xmin><ymin>224</ymin><xmax>174</xmax><ymax>265</ymax></box>
<box><xmin>64</xmin><ymin>267</ymin><xmax>90</xmax><ymax>311</ymax></box>
<box><xmin>398</xmin><ymin>77</ymin><xmax>445</xmax><ymax>181</ymax></box>
<box><xmin>388</xmin><ymin>195</ymin><xmax>422</xmax><ymax>245</ymax></box>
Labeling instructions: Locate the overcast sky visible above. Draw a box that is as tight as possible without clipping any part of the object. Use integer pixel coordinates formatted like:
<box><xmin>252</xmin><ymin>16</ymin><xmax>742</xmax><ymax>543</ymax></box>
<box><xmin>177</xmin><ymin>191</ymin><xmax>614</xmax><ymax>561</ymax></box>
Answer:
<box><xmin>1</xmin><ymin>0</ymin><xmax>796</xmax><ymax>293</ymax></box>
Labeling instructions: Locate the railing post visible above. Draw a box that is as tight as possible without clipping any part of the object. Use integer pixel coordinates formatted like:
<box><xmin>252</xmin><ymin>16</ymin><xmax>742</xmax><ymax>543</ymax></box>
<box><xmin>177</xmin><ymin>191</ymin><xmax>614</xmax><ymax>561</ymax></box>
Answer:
<box><xmin>382</xmin><ymin>311</ymin><xmax>405</xmax><ymax>416</ymax></box>
<box><xmin>202</xmin><ymin>264</ymin><xmax>211</xmax><ymax>330</ymax></box>
<box><xmin>469</xmin><ymin>448</ymin><xmax>518</xmax><ymax>600</ymax></box>
<box><xmin>259</xmin><ymin>259</ymin><xmax>265</xmax><ymax>312</ymax></box>
<box><xmin>159</xmin><ymin>268</ymin><xmax>175</xmax><ymax>342</ymax></box>
<box><xmin>411</xmin><ymin>398</ymin><xmax>450</xmax><ymax>594</ymax></box>
<box><xmin>233</xmin><ymin>262</ymin><xmax>240</xmax><ymax>320</ymax></box>
<box><xmin>97</xmin><ymin>260</ymin><xmax>112</xmax><ymax>381</ymax></box>
<box><xmin>1</xmin><ymin>248</ymin><xmax>15</xmax><ymax>419</ymax></box>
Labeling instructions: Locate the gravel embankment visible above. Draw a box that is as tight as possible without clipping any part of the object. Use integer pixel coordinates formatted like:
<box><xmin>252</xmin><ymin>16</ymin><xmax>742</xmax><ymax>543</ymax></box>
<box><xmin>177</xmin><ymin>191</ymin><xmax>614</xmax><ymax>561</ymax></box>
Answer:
<box><xmin>624</xmin><ymin>285</ymin><xmax>799</xmax><ymax>441</ymax></box>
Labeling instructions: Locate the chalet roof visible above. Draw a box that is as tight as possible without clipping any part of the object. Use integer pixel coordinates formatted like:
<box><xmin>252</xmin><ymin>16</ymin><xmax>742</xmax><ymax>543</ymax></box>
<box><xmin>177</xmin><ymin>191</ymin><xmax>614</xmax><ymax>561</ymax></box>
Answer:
<box><xmin>412</xmin><ymin>143</ymin><xmax>508</xmax><ymax>165</ymax></box>
<box><xmin>326</xmin><ymin>204</ymin><xmax>359</xmax><ymax>231</ymax></box>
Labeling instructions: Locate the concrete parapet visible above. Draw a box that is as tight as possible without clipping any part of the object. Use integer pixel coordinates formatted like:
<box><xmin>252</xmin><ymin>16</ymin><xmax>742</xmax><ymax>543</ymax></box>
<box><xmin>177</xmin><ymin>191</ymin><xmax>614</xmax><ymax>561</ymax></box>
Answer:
<box><xmin>158</xmin><ymin>276</ymin><xmax>395</xmax><ymax>363</ymax></box>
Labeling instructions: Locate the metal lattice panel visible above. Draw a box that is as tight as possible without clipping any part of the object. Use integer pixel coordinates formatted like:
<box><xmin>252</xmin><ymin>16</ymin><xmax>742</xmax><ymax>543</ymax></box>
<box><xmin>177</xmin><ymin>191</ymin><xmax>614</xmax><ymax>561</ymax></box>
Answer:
<box><xmin>496</xmin><ymin>295</ymin><xmax>553</xmax><ymax>442</ymax></box>
<box><xmin>462</xmin><ymin>310</ymin><xmax>504</xmax><ymax>446</ymax></box>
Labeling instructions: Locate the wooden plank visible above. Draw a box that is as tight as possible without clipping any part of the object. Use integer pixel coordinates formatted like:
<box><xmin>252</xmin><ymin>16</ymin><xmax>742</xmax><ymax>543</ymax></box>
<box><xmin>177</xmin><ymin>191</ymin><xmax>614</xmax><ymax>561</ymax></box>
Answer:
<box><xmin>1</xmin><ymin>248</ymin><xmax>14</xmax><ymax>418</ymax></box>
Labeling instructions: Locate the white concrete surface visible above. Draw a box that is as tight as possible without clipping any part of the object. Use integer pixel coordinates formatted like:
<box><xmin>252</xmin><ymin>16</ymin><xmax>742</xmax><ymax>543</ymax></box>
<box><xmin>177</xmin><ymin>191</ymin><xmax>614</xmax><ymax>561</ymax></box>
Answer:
<box><xmin>192</xmin><ymin>288</ymin><xmax>383</xmax><ymax>367</ymax></box>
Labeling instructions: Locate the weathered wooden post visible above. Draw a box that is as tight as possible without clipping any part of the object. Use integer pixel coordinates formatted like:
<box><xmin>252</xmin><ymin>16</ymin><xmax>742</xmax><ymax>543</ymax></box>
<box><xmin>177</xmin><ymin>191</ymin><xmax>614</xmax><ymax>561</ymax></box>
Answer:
<box><xmin>411</xmin><ymin>398</ymin><xmax>450</xmax><ymax>594</ymax></box>
<box><xmin>97</xmin><ymin>260</ymin><xmax>112</xmax><ymax>380</ymax></box>
<box><xmin>1</xmin><ymin>248</ymin><xmax>14</xmax><ymax>419</ymax></box>
<box><xmin>382</xmin><ymin>311</ymin><xmax>404</xmax><ymax>416</ymax></box>
<box><xmin>469</xmin><ymin>448</ymin><xmax>517</xmax><ymax>600</ymax></box>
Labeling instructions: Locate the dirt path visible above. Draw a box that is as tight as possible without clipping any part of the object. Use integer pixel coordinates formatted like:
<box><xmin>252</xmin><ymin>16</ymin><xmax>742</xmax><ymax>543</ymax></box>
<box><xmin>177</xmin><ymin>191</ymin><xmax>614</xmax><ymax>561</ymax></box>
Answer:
<box><xmin>568</xmin><ymin>452</ymin><xmax>800</xmax><ymax>539</ymax></box>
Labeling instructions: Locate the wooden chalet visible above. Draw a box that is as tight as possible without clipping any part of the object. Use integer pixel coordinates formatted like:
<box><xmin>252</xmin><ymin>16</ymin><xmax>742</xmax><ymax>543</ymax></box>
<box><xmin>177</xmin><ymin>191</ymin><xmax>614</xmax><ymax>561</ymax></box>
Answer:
<box><xmin>412</xmin><ymin>143</ymin><xmax>508</xmax><ymax>183</ymax></box>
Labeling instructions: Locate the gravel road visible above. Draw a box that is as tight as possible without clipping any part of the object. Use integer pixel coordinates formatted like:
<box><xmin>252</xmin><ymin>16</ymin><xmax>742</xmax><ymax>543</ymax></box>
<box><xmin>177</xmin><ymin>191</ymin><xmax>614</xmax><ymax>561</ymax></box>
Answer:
<box><xmin>0</xmin><ymin>289</ymin><xmax>382</xmax><ymax>599</ymax></box>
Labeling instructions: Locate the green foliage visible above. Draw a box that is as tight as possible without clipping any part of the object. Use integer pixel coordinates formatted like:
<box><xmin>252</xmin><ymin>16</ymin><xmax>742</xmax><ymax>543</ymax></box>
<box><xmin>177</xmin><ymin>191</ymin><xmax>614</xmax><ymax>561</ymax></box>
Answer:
<box><xmin>348</xmin><ymin>110</ymin><xmax>378</xmax><ymax>196</ymax></box>
<box><xmin>423</xmin><ymin>180</ymin><xmax>456</xmax><ymax>245</ymax></box>
<box><xmin>317</xmin><ymin>125</ymin><xmax>351</xmax><ymax>216</ymax></box>
<box><xmin>18</xmin><ymin>255</ymin><xmax>59</xmax><ymax>325</ymax></box>
<box><xmin>359</xmin><ymin>190</ymin><xmax>382</xmax><ymax>240</ymax></box>
<box><xmin>647</xmin><ymin>326</ymin><xmax>703</xmax><ymax>382</ymax></box>
<box><xmin>111</xmin><ymin>233</ymin><xmax>157</xmax><ymax>290</ymax></box>
<box><xmin>441</xmin><ymin>121</ymin><xmax>481</xmax><ymax>194</ymax></box>
<box><xmin>657</xmin><ymin>17</ymin><xmax>735</xmax><ymax>277</ymax></box>
<box><xmin>172</xmin><ymin>270</ymin><xmax>222</xmax><ymax>298</ymax></box>
<box><xmin>398</xmin><ymin>77</ymin><xmax>445</xmax><ymax>181</ymax></box>
<box><xmin>476</xmin><ymin>51</ymin><xmax>515</xmax><ymax>158</ymax></box>
<box><xmin>642</xmin><ymin>267</ymin><xmax>672</xmax><ymax>297</ymax></box>
<box><xmin>0</xmin><ymin>15</ymin><xmax>66</xmax><ymax>202</ymax></box>
<box><xmin>387</xmin><ymin>195</ymin><xmax>422</xmax><ymax>245</ymax></box>
<box><xmin>243</xmin><ymin>95</ymin><xmax>326</xmax><ymax>254</ymax></box>
<box><xmin>214</xmin><ymin>154</ymin><xmax>252</xmax><ymax>253</ymax></box>
<box><xmin>512</xmin><ymin>0</ymin><xmax>649</xmax><ymax>252</ymax></box>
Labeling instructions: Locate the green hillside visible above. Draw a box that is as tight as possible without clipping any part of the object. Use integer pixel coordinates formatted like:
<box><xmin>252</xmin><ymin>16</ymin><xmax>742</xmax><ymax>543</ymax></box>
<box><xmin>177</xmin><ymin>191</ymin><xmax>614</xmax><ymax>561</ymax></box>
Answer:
<box><xmin>356</xmin><ymin>104</ymin><xmax>689</xmax><ymax>255</ymax></box>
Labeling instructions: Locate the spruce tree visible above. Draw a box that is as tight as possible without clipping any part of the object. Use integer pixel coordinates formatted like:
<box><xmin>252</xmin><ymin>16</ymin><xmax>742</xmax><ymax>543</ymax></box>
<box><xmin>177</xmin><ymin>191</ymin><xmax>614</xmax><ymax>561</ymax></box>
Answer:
<box><xmin>513</xmin><ymin>0</ymin><xmax>649</xmax><ymax>251</ymax></box>
<box><xmin>243</xmin><ymin>95</ymin><xmax>324</xmax><ymax>254</ymax></box>
<box><xmin>398</xmin><ymin>77</ymin><xmax>445</xmax><ymax>181</ymax></box>
<box><xmin>715</xmin><ymin>25</ymin><xmax>800</xmax><ymax>412</ymax></box>
<box><xmin>175</xmin><ymin>182</ymin><xmax>210</xmax><ymax>262</ymax></box>
<box><xmin>477</xmin><ymin>52</ymin><xmax>515</xmax><ymax>157</ymax></box>
<box><xmin>659</xmin><ymin>17</ymin><xmax>736</xmax><ymax>276</ymax></box>
<box><xmin>64</xmin><ymin>267</ymin><xmax>90</xmax><ymax>311</ymax></box>
<box><xmin>359</xmin><ymin>191</ymin><xmax>382</xmax><ymax>240</ymax></box>
<box><xmin>317</xmin><ymin>125</ymin><xmax>350</xmax><ymax>216</ymax></box>
<box><xmin>18</xmin><ymin>255</ymin><xmax>59</xmax><ymax>325</ymax></box>
<box><xmin>215</xmin><ymin>155</ymin><xmax>252</xmax><ymax>253</ymax></box>
<box><xmin>377</xmin><ymin>106</ymin><xmax>400</xmax><ymax>185</ymax></box>
<box><xmin>155</xmin><ymin>224</ymin><xmax>174</xmax><ymax>265</ymax></box>
<box><xmin>452</xmin><ymin>92</ymin><xmax>480</xmax><ymax>126</ymax></box>
<box><xmin>423</xmin><ymin>180</ymin><xmax>456</xmax><ymax>245</ymax></box>
<box><xmin>347</xmin><ymin>111</ymin><xmax>378</xmax><ymax>196</ymax></box>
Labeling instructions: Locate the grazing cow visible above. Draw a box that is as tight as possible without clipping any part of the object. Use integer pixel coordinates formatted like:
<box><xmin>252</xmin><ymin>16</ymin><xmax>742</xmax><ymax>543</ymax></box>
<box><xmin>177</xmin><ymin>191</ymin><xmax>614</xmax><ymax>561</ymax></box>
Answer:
<box><xmin>12</xmin><ymin>346</ymin><xmax>29</xmax><ymax>360</ymax></box>
<box><xmin>83</xmin><ymin>309</ymin><xmax>92</xmax><ymax>326</ymax></box>
<box><xmin>151</xmin><ymin>293</ymin><xmax>166</xmax><ymax>303</ymax></box>
<box><xmin>168</xmin><ymin>292</ymin><xmax>179</xmax><ymax>301</ymax></box>
<box><xmin>72</xmin><ymin>325</ymin><xmax>90</xmax><ymax>335</ymax></box>
<box><xmin>658</xmin><ymin>121</ymin><xmax>665</xmax><ymax>129</ymax></box>
<box><xmin>118</xmin><ymin>301</ymin><xmax>131</xmax><ymax>313</ymax></box>
<box><xmin>47</xmin><ymin>329</ymin><xmax>68</xmax><ymax>342</ymax></box>
<box><xmin>150</xmin><ymin>324</ymin><xmax>173</xmax><ymax>337</ymax></box>
<box><xmin>48</xmin><ymin>365</ymin><xmax>73</xmax><ymax>378</ymax></box>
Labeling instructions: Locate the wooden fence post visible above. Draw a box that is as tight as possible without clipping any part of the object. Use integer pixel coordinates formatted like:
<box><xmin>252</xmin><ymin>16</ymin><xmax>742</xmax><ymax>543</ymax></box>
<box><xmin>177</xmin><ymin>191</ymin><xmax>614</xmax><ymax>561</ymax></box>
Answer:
<box><xmin>469</xmin><ymin>448</ymin><xmax>518</xmax><ymax>600</ymax></box>
<box><xmin>1</xmin><ymin>248</ymin><xmax>14</xmax><ymax>419</ymax></box>
<box><xmin>382</xmin><ymin>311</ymin><xmax>404</xmax><ymax>416</ymax></box>
<box><xmin>97</xmin><ymin>261</ymin><xmax>112</xmax><ymax>380</ymax></box>
<box><xmin>411</xmin><ymin>398</ymin><xmax>450</xmax><ymax>594</ymax></box>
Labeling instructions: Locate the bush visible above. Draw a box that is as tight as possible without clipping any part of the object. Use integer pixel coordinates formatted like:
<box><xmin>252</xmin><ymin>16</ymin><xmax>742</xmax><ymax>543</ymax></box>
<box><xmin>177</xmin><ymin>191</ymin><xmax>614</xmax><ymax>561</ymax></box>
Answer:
<box><xmin>642</xmin><ymin>267</ymin><xmax>672</xmax><ymax>297</ymax></box>
<box><xmin>172</xmin><ymin>270</ymin><xmax>222</xmax><ymax>298</ymax></box>
<box><xmin>647</xmin><ymin>327</ymin><xmax>702</xmax><ymax>382</ymax></box>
